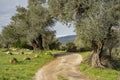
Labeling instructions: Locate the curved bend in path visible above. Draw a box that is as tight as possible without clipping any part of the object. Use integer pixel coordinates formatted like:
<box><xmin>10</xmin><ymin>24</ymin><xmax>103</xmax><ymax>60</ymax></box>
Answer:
<box><xmin>34</xmin><ymin>53</ymin><xmax>90</xmax><ymax>80</ymax></box>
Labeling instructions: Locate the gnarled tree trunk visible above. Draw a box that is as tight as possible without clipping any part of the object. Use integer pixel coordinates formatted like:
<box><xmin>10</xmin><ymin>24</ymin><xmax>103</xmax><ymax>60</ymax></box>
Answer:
<box><xmin>90</xmin><ymin>39</ymin><xmax>105</xmax><ymax>68</ymax></box>
<box><xmin>86</xmin><ymin>39</ymin><xmax>115</xmax><ymax>68</ymax></box>
<box><xmin>28</xmin><ymin>35</ymin><xmax>44</xmax><ymax>51</ymax></box>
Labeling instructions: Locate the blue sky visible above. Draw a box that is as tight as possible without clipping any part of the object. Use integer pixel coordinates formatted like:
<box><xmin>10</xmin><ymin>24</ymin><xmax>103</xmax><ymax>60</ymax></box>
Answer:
<box><xmin>0</xmin><ymin>0</ymin><xmax>76</xmax><ymax>37</ymax></box>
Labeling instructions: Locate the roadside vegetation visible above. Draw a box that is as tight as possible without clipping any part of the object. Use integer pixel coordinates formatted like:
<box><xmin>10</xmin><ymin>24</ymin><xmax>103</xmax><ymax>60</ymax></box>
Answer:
<box><xmin>80</xmin><ymin>52</ymin><xmax>120</xmax><ymax>80</ymax></box>
<box><xmin>0</xmin><ymin>48</ymin><xmax>54</xmax><ymax>80</ymax></box>
<box><xmin>57</xmin><ymin>75</ymin><xmax>68</xmax><ymax>80</ymax></box>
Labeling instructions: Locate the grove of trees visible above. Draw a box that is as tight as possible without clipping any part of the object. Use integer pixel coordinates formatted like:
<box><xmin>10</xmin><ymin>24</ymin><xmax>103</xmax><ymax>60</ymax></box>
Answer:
<box><xmin>0</xmin><ymin>0</ymin><xmax>120</xmax><ymax>68</ymax></box>
<box><xmin>0</xmin><ymin>0</ymin><xmax>57</xmax><ymax>51</ymax></box>
<box><xmin>48</xmin><ymin>0</ymin><xmax>120</xmax><ymax>68</ymax></box>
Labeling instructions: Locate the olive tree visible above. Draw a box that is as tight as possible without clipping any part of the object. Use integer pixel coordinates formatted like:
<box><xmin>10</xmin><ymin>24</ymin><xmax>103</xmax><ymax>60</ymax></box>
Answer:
<box><xmin>1</xmin><ymin>0</ymin><xmax>56</xmax><ymax>51</ymax></box>
<box><xmin>48</xmin><ymin>0</ymin><xmax>120</xmax><ymax>68</ymax></box>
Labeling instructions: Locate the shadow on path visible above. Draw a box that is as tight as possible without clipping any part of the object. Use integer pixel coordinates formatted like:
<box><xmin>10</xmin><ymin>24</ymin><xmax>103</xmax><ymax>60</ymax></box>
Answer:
<box><xmin>53</xmin><ymin>52</ymin><xmax>77</xmax><ymax>58</ymax></box>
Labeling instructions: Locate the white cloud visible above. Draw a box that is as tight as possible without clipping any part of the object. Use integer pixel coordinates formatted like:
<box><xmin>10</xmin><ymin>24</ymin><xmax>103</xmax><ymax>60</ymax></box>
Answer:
<box><xmin>53</xmin><ymin>22</ymin><xmax>76</xmax><ymax>37</ymax></box>
<box><xmin>0</xmin><ymin>0</ymin><xmax>28</xmax><ymax>27</ymax></box>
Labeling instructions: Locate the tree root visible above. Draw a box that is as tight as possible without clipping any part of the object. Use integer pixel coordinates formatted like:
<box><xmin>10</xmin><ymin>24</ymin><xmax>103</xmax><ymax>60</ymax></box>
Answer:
<box><xmin>84</xmin><ymin>53</ymin><xmax>116</xmax><ymax>69</ymax></box>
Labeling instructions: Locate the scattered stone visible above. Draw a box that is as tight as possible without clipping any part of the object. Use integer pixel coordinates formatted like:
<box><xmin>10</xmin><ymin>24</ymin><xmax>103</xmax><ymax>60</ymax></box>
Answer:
<box><xmin>11</xmin><ymin>48</ymin><xmax>17</xmax><ymax>51</ymax></box>
<box><xmin>70</xmin><ymin>73</ymin><xmax>81</xmax><ymax>77</ymax></box>
<box><xmin>6</xmin><ymin>51</ymin><xmax>13</xmax><ymax>55</ymax></box>
<box><xmin>29</xmin><ymin>51</ymin><xmax>33</xmax><ymax>54</ymax></box>
<box><xmin>24</xmin><ymin>57</ymin><xmax>31</xmax><ymax>60</ymax></box>
<box><xmin>20</xmin><ymin>51</ymin><xmax>24</xmax><ymax>55</ymax></box>
<box><xmin>10</xmin><ymin>58</ymin><xmax>18</xmax><ymax>63</ymax></box>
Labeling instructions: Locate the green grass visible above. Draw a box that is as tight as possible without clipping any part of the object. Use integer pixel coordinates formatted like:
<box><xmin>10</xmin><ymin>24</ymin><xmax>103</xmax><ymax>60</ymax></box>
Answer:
<box><xmin>0</xmin><ymin>48</ymin><xmax>54</xmax><ymax>80</ymax></box>
<box><xmin>80</xmin><ymin>51</ymin><xmax>91</xmax><ymax>57</ymax></box>
<box><xmin>79</xmin><ymin>52</ymin><xmax>120</xmax><ymax>80</ymax></box>
<box><xmin>57</xmin><ymin>75</ymin><xmax>68</xmax><ymax>80</ymax></box>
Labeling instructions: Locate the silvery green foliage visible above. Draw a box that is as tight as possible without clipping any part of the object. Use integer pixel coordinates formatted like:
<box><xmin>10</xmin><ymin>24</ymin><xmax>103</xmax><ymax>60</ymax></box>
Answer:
<box><xmin>48</xmin><ymin>0</ymin><xmax>120</xmax><ymax>47</ymax></box>
<box><xmin>1</xmin><ymin>0</ymin><xmax>55</xmax><ymax>49</ymax></box>
<box><xmin>75</xmin><ymin>0</ymin><xmax>120</xmax><ymax>46</ymax></box>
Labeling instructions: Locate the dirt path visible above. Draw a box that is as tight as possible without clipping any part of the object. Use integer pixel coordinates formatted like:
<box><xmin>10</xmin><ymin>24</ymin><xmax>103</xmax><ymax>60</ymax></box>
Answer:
<box><xmin>34</xmin><ymin>53</ymin><xmax>90</xmax><ymax>80</ymax></box>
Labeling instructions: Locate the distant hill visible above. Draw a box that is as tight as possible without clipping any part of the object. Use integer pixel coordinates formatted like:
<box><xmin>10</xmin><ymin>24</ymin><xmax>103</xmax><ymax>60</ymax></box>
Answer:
<box><xmin>58</xmin><ymin>35</ymin><xmax>76</xmax><ymax>43</ymax></box>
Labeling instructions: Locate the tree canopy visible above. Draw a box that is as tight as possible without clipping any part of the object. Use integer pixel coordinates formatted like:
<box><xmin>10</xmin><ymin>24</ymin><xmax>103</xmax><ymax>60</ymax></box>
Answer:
<box><xmin>0</xmin><ymin>0</ymin><xmax>56</xmax><ymax>50</ymax></box>
<box><xmin>0</xmin><ymin>0</ymin><xmax>120</xmax><ymax>68</ymax></box>
<box><xmin>48</xmin><ymin>0</ymin><xmax>120</xmax><ymax>68</ymax></box>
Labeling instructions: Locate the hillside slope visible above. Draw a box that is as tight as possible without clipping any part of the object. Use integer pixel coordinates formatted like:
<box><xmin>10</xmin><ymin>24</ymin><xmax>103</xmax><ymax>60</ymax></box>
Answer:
<box><xmin>58</xmin><ymin>35</ymin><xmax>76</xmax><ymax>43</ymax></box>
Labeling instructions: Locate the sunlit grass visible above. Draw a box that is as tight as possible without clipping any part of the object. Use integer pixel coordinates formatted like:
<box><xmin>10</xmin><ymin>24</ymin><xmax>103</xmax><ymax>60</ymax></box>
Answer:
<box><xmin>57</xmin><ymin>75</ymin><xmax>68</xmax><ymax>80</ymax></box>
<box><xmin>0</xmin><ymin>48</ymin><xmax>54</xmax><ymax>80</ymax></box>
